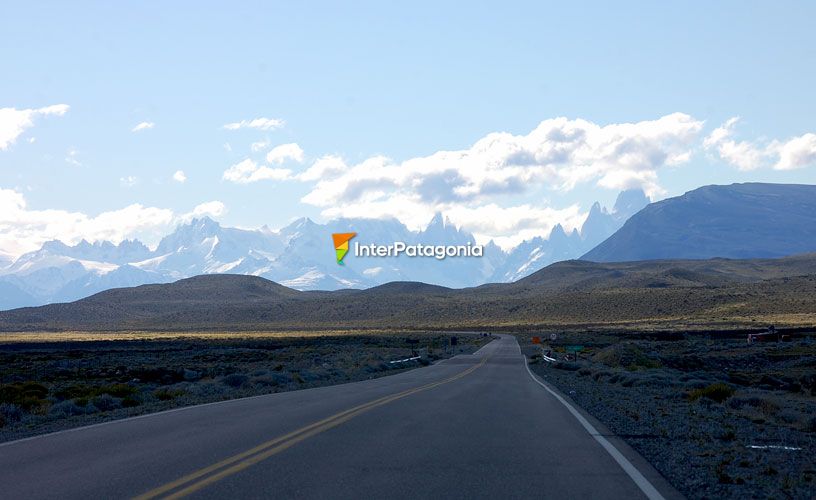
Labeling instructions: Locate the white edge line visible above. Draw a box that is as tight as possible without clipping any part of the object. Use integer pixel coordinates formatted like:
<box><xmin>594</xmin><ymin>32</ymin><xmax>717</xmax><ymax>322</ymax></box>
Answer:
<box><xmin>524</xmin><ymin>357</ymin><xmax>666</xmax><ymax>500</ymax></box>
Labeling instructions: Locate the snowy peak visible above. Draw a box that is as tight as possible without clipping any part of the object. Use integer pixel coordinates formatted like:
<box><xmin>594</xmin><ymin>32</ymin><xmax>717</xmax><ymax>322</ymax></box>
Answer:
<box><xmin>419</xmin><ymin>212</ymin><xmax>472</xmax><ymax>246</ymax></box>
<box><xmin>613</xmin><ymin>189</ymin><xmax>650</xmax><ymax>218</ymax></box>
<box><xmin>0</xmin><ymin>188</ymin><xmax>652</xmax><ymax>309</ymax></box>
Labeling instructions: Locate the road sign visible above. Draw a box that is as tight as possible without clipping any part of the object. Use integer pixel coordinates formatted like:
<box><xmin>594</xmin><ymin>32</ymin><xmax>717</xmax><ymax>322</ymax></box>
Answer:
<box><xmin>550</xmin><ymin>333</ymin><xmax>557</xmax><ymax>341</ymax></box>
<box><xmin>565</xmin><ymin>345</ymin><xmax>583</xmax><ymax>353</ymax></box>
<box><xmin>532</xmin><ymin>336</ymin><xmax>541</xmax><ymax>344</ymax></box>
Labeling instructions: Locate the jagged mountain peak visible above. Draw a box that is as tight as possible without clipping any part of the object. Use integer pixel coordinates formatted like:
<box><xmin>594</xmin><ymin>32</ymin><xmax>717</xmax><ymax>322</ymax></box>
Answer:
<box><xmin>0</xmin><ymin>188</ymin><xmax>659</xmax><ymax>309</ymax></box>
<box><xmin>613</xmin><ymin>188</ymin><xmax>650</xmax><ymax>218</ymax></box>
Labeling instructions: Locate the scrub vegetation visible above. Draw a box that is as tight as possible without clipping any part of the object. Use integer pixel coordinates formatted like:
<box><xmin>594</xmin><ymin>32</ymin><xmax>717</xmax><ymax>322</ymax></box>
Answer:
<box><xmin>0</xmin><ymin>332</ymin><xmax>488</xmax><ymax>442</ymax></box>
<box><xmin>523</xmin><ymin>331</ymin><xmax>816</xmax><ymax>499</ymax></box>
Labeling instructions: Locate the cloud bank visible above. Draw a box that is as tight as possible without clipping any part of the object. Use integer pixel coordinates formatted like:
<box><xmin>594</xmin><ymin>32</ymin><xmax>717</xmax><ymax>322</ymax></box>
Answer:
<box><xmin>704</xmin><ymin>117</ymin><xmax>816</xmax><ymax>171</ymax></box>
<box><xmin>222</xmin><ymin>113</ymin><xmax>704</xmax><ymax>242</ymax></box>
<box><xmin>0</xmin><ymin>187</ymin><xmax>226</xmax><ymax>257</ymax></box>
<box><xmin>0</xmin><ymin>104</ymin><xmax>69</xmax><ymax>150</ymax></box>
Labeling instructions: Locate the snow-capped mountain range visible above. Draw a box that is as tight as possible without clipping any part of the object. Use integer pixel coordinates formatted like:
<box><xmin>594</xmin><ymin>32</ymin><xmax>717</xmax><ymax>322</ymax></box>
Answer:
<box><xmin>0</xmin><ymin>190</ymin><xmax>649</xmax><ymax>309</ymax></box>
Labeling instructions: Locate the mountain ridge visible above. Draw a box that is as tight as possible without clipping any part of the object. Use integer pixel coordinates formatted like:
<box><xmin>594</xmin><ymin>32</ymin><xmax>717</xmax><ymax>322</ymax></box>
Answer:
<box><xmin>583</xmin><ymin>183</ymin><xmax>816</xmax><ymax>262</ymax></box>
<box><xmin>0</xmin><ymin>190</ymin><xmax>648</xmax><ymax>308</ymax></box>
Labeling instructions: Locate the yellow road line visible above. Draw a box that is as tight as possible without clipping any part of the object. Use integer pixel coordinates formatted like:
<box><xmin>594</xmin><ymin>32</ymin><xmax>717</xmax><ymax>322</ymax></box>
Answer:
<box><xmin>135</xmin><ymin>356</ymin><xmax>488</xmax><ymax>500</ymax></box>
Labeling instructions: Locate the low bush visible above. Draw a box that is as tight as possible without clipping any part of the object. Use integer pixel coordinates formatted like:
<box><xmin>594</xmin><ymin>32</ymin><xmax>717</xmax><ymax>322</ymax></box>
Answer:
<box><xmin>90</xmin><ymin>394</ymin><xmax>122</xmax><ymax>412</ymax></box>
<box><xmin>49</xmin><ymin>400</ymin><xmax>86</xmax><ymax>417</ymax></box>
<box><xmin>688</xmin><ymin>383</ymin><xmax>735</xmax><ymax>403</ymax></box>
<box><xmin>222</xmin><ymin>374</ymin><xmax>249</xmax><ymax>388</ymax></box>
<box><xmin>0</xmin><ymin>382</ymin><xmax>49</xmax><ymax>412</ymax></box>
<box><xmin>153</xmin><ymin>388</ymin><xmax>185</xmax><ymax>401</ymax></box>
<box><xmin>0</xmin><ymin>402</ymin><xmax>23</xmax><ymax>426</ymax></box>
<box><xmin>592</xmin><ymin>342</ymin><xmax>661</xmax><ymax>370</ymax></box>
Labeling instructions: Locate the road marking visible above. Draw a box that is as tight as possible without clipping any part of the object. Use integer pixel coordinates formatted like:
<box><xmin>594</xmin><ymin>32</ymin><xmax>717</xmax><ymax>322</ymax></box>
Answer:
<box><xmin>523</xmin><ymin>358</ymin><xmax>666</xmax><ymax>500</ymax></box>
<box><xmin>1</xmin><ymin>334</ymin><xmax>495</xmax><ymax>451</ymax></box>
<box><xmin>135</xmin><ymin>354</ymin><xmax>489</xmax><ymax>499</ymax></box>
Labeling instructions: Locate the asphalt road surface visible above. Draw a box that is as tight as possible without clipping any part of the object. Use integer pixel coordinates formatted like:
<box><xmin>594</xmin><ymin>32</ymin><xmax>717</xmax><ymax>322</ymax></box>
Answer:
<box><xmin>0</xmin><ymin>335</ymin><xmax>681</xmax><ymax>499</ymax></box>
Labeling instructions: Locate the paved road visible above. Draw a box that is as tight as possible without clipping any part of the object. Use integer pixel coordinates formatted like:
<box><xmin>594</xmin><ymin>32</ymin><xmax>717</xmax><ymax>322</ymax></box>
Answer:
<box><xmin>0</xmin><ymin>335</ymin><xmax>680</xmax><ymax>499</ymax></box>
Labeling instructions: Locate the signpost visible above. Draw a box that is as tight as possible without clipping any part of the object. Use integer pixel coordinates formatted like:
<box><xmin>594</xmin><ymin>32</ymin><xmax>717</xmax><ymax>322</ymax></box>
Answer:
<box><xmin>565</xmin><ymin>345</ymin><xmax>583</xmax><ymax>361</ymax></box>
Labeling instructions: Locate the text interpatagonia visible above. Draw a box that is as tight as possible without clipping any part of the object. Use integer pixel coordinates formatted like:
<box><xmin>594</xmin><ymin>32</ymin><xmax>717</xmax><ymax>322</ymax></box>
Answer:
<box><xmin>354</xmin><ymin>241</ymin><xmax>483</xmax><ymax>260</ymax></box>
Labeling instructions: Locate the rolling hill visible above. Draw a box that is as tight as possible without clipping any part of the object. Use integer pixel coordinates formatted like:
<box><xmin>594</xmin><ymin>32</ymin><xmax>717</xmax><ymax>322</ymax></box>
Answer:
<box><xmin>2</xmin><ymin>253</ymin><xmax>814</xmax><ymax>332</ymax></box>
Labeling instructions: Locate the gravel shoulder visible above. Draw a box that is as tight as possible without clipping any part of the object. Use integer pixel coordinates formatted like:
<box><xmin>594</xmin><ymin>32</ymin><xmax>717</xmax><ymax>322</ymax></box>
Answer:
<box><xmin>519</xmin><ymin>331</ymin><xmax>816</xmax><ymax>499</ymax></box>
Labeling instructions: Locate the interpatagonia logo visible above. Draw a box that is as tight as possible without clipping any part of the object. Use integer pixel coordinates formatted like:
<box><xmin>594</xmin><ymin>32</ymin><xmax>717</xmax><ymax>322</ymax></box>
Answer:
<box><xmin>332</xmin><ymin>232</ymin><xmax>357</xmax><ymax>265</ymax></box>
<box><xmin>332</xmin><ymin>230</ymin><xmax>484</xmax><ymax>266</ymax></box>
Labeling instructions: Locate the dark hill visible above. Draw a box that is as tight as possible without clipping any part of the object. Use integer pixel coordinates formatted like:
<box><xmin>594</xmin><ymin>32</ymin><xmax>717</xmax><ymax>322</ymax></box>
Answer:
<box><xmin>80</xmin><ymin>274</ymin><xmax>301</xmax><ymax>305</ymax></box>
<box><xmin>582</xmin><ymin>183</ymin><xmax>816</xmax><ymax>262</ymax></box>
<box><xmin>1</xmin><ymin>254</ymin><xmax>815</xmax><ymax>332</ymax></box>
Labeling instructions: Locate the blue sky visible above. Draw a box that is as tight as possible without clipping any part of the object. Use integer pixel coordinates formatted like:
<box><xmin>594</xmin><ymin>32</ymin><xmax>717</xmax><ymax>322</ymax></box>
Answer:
<box><xmin>1</xmin><ymin>1</ymin><xmax>815</xmax><ymax>256</ymax></box>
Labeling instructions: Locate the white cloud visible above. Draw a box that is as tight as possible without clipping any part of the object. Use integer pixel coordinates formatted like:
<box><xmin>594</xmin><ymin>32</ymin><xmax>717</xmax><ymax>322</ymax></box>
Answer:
<box><xmin>0</xmin><ymin>187</ymin><xmax>227</xmax><ymax>258</ymax></box>
<box><xmin>131</xmin><ymin>121</ymin><xmax>155</xmax><ymax>132</ymax></box>
<box><xmin>223</xmin><ymin>143</ymin><xmax>233</xmax><ymax>152</ymax></box>
<box><xmin>187</xmin><ymin>201</ymin><xmax>227</xmax><ymax>219</ymax></box>
<box><xmin>173</xmin><ymin>170</ymin><xmax>187</xmax><ymax>183</ymax></box>
<box><xmin>120</xmin><ymin>176</ymin><xmax>138</xmax><ymax>187</ymax></box>
<box><xmin>703</xmin><ymin>117</ymin><xmax>768</xmax><ymax>170</ymax></box>
<box><xmin>298</xmin><ymin>155</ymin><xmax>348</xmax><ymax>182</ymax></box>
<box><xmin>251</xmin><ymin>139</ymin><xmax>270</xmax><ymax>152</ymax></box>
<box><xmin>299</xmin><ymin>113</ymin><xmax>701</xmax><ymax>213</ymax></box>
<box><xmin>0</xmin><ymin>104</ymin><xmax>69</xmax><ymax>150</ymax></box>
<box><xmin>65</xmin><ymin>148</ymin><xmax>82</xmax><ymax>167</ymax></box>
<box><xmin>222</xmin><ymin>158</ymin><xmax>292</xmax><ymax>184</ymax></box>
<box><xmin>266</xmin><ymin>143</ymin><xmax>304</xmax><ymax>165</ymax></box>
<box><xmin>291</xmin><ymin>113</ymin><xmax>702</xmax><ymax>240</ymax></box>
<box><xmin>223</xmin><ymin>117</ymin><xmax>284</xmax><ymax>131</ymax></box>
<box><xmin>774</xmin><ymin>133</ymin><xmax>816</xmax><ymax>170</ymax></box>
<box><xmin>704</xmin><ymin>117</ymin><xmax>816</xmax><ymax>171</ymax></box>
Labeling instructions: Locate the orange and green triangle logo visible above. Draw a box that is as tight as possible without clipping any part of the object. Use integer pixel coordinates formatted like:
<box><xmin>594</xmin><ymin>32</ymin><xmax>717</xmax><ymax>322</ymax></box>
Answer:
<box><xmin>332</xmin><ymin>232</ymin><xmax>356</xmax><ymax>265</ymax></box>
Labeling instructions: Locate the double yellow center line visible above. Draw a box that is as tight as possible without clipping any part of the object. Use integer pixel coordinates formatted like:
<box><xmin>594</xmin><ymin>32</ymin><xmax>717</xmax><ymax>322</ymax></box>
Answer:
<box><xmin>135</xmin><ymin>355</ymin><xmax>489</xmax><ymax>499</ymax></box>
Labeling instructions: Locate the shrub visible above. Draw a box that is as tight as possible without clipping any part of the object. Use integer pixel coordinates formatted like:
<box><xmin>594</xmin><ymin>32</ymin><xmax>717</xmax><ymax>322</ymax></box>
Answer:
<box><xmin>222</xmin><ymin>374</ymin><xmax>249</xmax><ymax>388</ymax></box>
<box><xmin>688</xmin><ymin>383</ymin><xmax>735</xmax><ymax>403</ymax></box>
<box><xmin>49</xmin><ymin>400</ymin><xmax>86</xmax><ymax>417</ymax></box>
<box><xmin>250</xmin><ymin>376</ymin><xmax>278</xmax><ymax>387</ymax></box>
<box><xmin>99</xmin><ymin>384</ymin><xmax>136</xmax><ymax>398</ymax></box>
<box><xmin>592</xmin><ymin>343</ymin><xmax>661</xmax><ymax>370</ymax></box>
<box><xmin>154</xmin><ymin>388</ymin><xmax>185</xmax><ymax>401</ymax></box>
<box><xmin>122</xmin><ymin>396</ymin><xmax>141</xmax><ymax>408</ymax></box>
<box><xmin>90</xmin><ymin>394</ymin><xmax>122</xmax><ymax>412</ymax></box>
<box><xmin>0</xmin><ymin>403</ymin><xmax>23</xmax><ymax>425</ymax></box>
<box><xmin>0</xmin><ymin>382</ymin><xmax>49</xmax><ymax>412</ymax></box>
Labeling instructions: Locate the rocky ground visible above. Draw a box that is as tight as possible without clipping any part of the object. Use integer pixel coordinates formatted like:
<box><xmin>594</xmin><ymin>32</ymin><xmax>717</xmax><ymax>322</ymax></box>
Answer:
<box><xmin>521</xmin><ymin>331</ymin><xmax>816</xmax><ymax>499</ymax></box>
<box><xmin>0</xmin><ymin>332</ymin><xmax>488</xmax><ymax>443</ymax></box>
